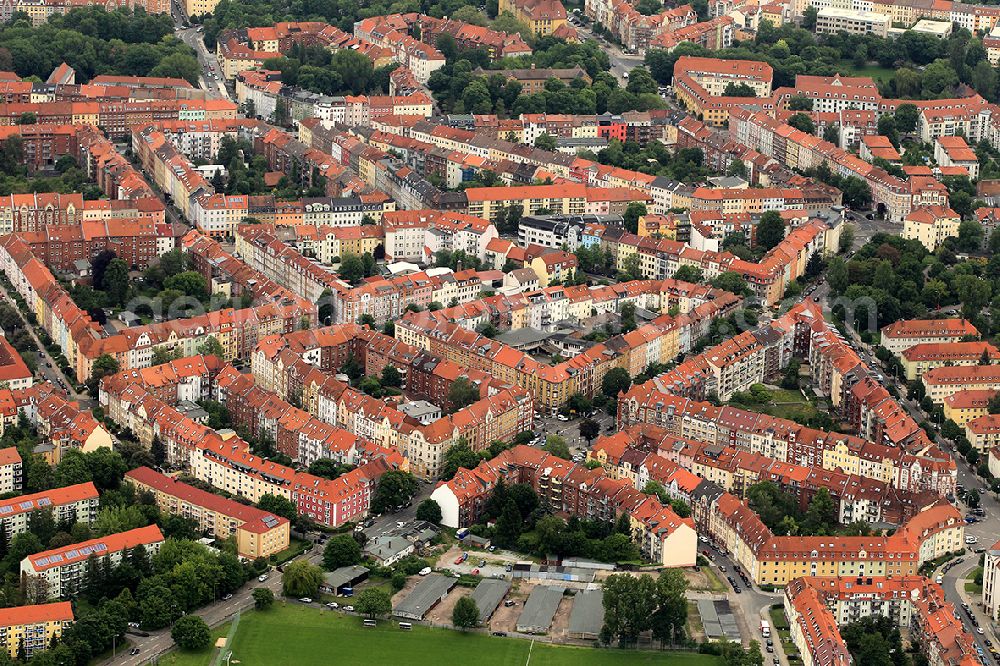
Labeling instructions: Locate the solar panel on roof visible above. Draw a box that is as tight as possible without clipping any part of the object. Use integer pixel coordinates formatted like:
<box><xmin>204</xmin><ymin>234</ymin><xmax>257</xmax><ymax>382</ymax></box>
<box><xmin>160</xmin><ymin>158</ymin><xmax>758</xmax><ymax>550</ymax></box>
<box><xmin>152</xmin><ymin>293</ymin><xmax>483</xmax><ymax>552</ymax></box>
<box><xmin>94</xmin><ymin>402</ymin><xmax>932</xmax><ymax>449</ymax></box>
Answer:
<box><xmin>50</xmin><ymin>554</ymin><xmax>63</xmax><ymax>562</ymax></box>
<box><xmin>35</xmin><ymin>557</ymin><xmax>49</xmax><ymax>566</ymax></box>
<box><xmin>0</xmin><ymin>506</ymin><xmax>12</xmax><ymax>514</ymax></box>
<box><xmin>37</xmin><ymin>498</ymin><xmax>51</xmax><ymax>506</ymax></box>
<box><xmin>65</xmin><ymin>550</ymin><xmax>78</xmax><ymax>559</ymax></box>
<box><xmin>19</xmin><ymin>501</ymin><xmax>32</xmax><ymax>510</ymax></box>
<box><xmin>95</xmin><ymin>544</ymin><xmax>107</xmax><ymax>552</ymax></box>
<box><xmin>262</xmin><ymin>516</ymin><xmax>279</xmax><ymax>528</ymax></box>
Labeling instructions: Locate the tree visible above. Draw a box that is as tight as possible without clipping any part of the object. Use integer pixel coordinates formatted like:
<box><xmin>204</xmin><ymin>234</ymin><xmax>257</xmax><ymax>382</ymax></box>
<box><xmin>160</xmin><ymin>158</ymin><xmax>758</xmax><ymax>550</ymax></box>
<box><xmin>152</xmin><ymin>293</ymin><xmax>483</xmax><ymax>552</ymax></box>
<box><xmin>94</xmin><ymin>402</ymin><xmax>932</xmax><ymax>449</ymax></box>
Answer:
<box><xmin>623</xmin><ymin>202</ymin><xmax>647</xmax><ymax>234</ymax></box>
<box><xmin>339</xmin><ymin>254</ymin><xmax>365</xmax><ymax>284</ymax></box>
<box><xmin>441</xmin><ymin>440</ymin><xmax>482</xmax><ymax>480</ymax></box>
<box><xmin>579</xmin><ymin>418</ymin><xmax>600</xmax><ymax>443</ymax></box>
<box><xmin>711</xmin><ymin>271</ymin><xmax>750</xmax><ymax>295</ymax></box>
<box><xmin>323</xmin><ymin>534</ymin><xmax>362</xmax><ymax>570</ymax></box>
<box><xmin>308</xmin><ymin>458</ymin><xmax>347</xmax><ymax>480</ymax></box>
<box><xmin>88</xmin><ymin>354</ymin><xmax>120</xmax><ymax>396</ymax></box>
<box><xmin>415</xmin><ymin>499</ymin><xmax>442</xmax><ymax>524</ymax></box>
<box><xmin>534</xmin><ymin>132</ymin><xmax>556</xmax><ymax>151</ymax></box>
<box><xmin>756</xmin><ymin>211</ymin><xmax>785</xmax><ymax>252</ymax></box>
<box><xmin>370</xmin><ymin>470</ymin><xmax>419</xmax><ymax>514</ymax></box>
<box><xmin>650</xmin><ymin>569</ymin><xmax>688</xmax><ymax>646</ymax></box>
<box><xmin>802</xmin><ymin>488</ymin><xmax>836</xmax><ymax>534</ymax></box>
<box><xmin>282</xmin><ymin>560</ymin><xmax>324</xmax><ymax>598</ymax></box>
<box><xmin>823</xmin><ymin>123</ymin><xmax>840</xmax><ymax>146</ymax></box>
<box><xmin>601</xmin><ymin>574</ymin><xmax>657</xmax><ymax>646</ymax></box>
<box><xmin>196</xmin><ymin>336</ymin><xmax>224</xmax><ymax>358</ymax></box>
<box><xmin>257</xmin><ymin>494</ymin><xmax>297</xmax><ymax>521</ymax></box>
<box><xmin>252</xmin><ymin>587</ymin><xmax>274</xmax><ymax>610</ymax></box>
<box><xmin>355</xmin><ymin>587</ymin><xmax>392</xmax><ymax>620</ymax></box>
<box><xmin>103</xmin><ymin>258</ymin><xmax>130</xmax><ymax>306</ymax></box>
<box><xmin>894</xmin><ymin>103</ymin><xmax>919</xmax><ymax>133</ymax></box>
<box><xmin>544</xmin><ymin>435</ymin><xmax>571</xmax><ymax>460</ymax></box>
<box><xmin>957</xmin><ymin>219</ymin><xmax>984</xmax><ymax>252</ymax></box>
<box><xmin>171</xmin><ymin>615</ymin><xmax>211</xmax><ymax>651</ymax></box>
<box><xmin>602</xmin><ymin>367</ymin><xmax>631</xmax><ymax>398</ymax></box>
<box><xmin>452</xmin><ymin>595</ymin><xmax>480</xmax><ymax>628</ymax></box>
<box><xmin>673</xmin><ymin>265</ymin><xmax>703</xmax><ymax>283</ymax></box>
<box><xmin>723</xmin><ymin>82</ymin><xmax>757</xmax><ymax>97</ymax></box>
<box><xmin>802</xmin><ymin>5</ymin><xmax>818</xmax><ymax>29</ymax></box>
<box><xmin>447</xmin><ymin>377</ymin><xmax>479</xmax><ymax>412</ymax></box>
<box><xmin>787</xmin><ymin>113</ymin><xmax>815</xmax><ymax>135</ymax></box>
<box><xmin>493</xmin><ymin>498</ymin><xmax>523</xmax><ymax>547</ymax></box>
<box><xmin>967</xmin><ymin>489</ymin><xmax>981</xmax><ymax>509</ymax></box>
<box><xmin>380</xmin><ymin>365</ymin><xmax>402</xmax><ymax>388</ymax></box>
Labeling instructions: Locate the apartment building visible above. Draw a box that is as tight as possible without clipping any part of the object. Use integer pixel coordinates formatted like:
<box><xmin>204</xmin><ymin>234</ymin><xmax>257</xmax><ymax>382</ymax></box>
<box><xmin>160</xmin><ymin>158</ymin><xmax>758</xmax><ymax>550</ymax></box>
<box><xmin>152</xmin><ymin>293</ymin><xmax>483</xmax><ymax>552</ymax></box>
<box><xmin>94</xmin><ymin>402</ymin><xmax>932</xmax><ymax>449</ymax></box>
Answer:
<box><xmin>786</xmin><ymin>576</ymin><xmax>978</xmax><ymax>666</ymax></box>
<box><xmin>982</xmin><ymin>539</ymin><xmax>1000</xmax><ymax>627</ymax></box>
<box><xmin>922</xmin><ymin>365</ymin><xmax>1000</xmax><ymax>404</ymax></box>
<box><xmin>943</xmin><ymin>389</ymin><xmax>996</xmax><ymax>426</ymax></box>
<box><xmin>672</xmin><ymin>56</ymin><xmax>774</xmax><ymax>126</ymax></box>
<box><xmin>0</xmin><ymin>482</ymin><xmax>99</xmax><ymax>540</ymax></box>
<box><xmin>902</xmin><ymin>205</ymin><xmax>961</xmax><ymax>252</ymax></box>
<box><xmin>125</xmin><ymin>467</ymin><xmax>290</xmax><ymax>559</ymax></box>
<box><xmin>430</xmin><ymin>444</ymin><xmax>697</xmax><ymax>567</ymax></box>
<box><xmin>815</xmin><ymin>7</ymin><xmax>889</xmax><ymax>36</ymax></box>
<box><xmin>969</xmin><ymin>415</ymin><xmax>1000</xmax><ymax>453</ymax></box>
<box><xmin>705</xmin><ymin>493</ymin><xmax>961</xmax><ymax>586</ymax></box>
<box><xmin>900</xmin><ymin>341</ymin><xmax>1000</xmax><ymax>380</ymax></box>
<box><xmin>21</xmin><ymin>525</ymin><xmax>165</xmax><ymax>599</ymax></box>
<box><xmin>0</xmin><ymin>447</ymin><xmax>20</xmax><ymax>495</ymax></box>
<box><xmin>0</xmin><ymin>602</ymin><xmax>73</xmax><ymax>660</ymax></box>
<box><xmin>880</xmin><ymin>318</ymin><xmax>979</xmax><ymax>355</ymax></box>
<box><xmin>934</xmin><ymin>135</ymin><xmax>980</xmax><ymax>179</ymax></box>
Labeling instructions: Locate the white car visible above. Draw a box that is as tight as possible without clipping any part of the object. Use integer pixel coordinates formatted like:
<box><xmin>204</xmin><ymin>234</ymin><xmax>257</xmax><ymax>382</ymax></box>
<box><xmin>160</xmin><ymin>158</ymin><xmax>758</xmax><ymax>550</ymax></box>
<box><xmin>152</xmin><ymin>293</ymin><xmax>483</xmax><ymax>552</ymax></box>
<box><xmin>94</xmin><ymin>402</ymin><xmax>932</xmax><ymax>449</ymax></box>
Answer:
<box><xmin>418</xmin><ymin>567</ymin><xmax>432</xmax><ymax>576</ymax></box>
<box><xmin>327</xmin><ymin>602</ymin><xmax>339</xmax><ymax>609</ymax></box>
<box><xmin>343</xmin><ymin>605</ymin><xmax>355</xmax><ymax>612</ymax></box>
<box><xmin>258</xmin><ymin>574</ymin><xmax>269</xmax><ymax>582</ymax></box>
<box><xmin>299</xmin><ymin>597</ymin><xmax>313</xmax><ymax>604</ymax></box>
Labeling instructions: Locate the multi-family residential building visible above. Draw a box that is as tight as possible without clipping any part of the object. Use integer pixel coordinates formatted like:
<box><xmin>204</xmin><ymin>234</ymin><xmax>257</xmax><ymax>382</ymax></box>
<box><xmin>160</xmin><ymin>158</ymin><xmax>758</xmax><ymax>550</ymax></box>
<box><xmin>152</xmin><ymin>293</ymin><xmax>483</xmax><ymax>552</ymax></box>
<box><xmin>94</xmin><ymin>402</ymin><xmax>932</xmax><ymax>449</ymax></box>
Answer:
<box><xmin>0</xmin><ymin>482</ymin><xmax>99</xmax><ymax>540</ymax></box>
<box><xmin>922</xmin><ymin>365</ymin><xmax>1000</xmax><ymax>404</ymax></box>
<box><xmin>21</xmin><ymin>525</ymin><xmax>165</xmax><ymax>599</ymax></box>
<box><xmin>786</xmin><ymin>576</ymin><xmax>978</xmax><ymax>666</ymax></box>
<box><xmin>125</xmin><ymin>466</ymin><xmax>290</xmax><ymax>559</ymax></box>
<box><xmin>0</xmin><ymin>447</ymin><xmax>20</xmax><ymax>495</ymax></box>
<box><xmin>943</xmin><ymin>389</ymin><xmax>997</xmax><ymax>427</ymax></box>
<box><xmin>0</xmin><ymin>602</ymin><xmax>74</xmax><ymax>660</ymax></box>
<box><xmin>430</xmin><ymin>444</ymin><xmax>697</xmax><ymax>567</ymax></box>
<box><xmin>900</xmin><ymin>341</ymin><xmax>1000</xmax><ymax>380</ymax></box>
<box><xmin>902</xmin><ymin>205</ymin><xmax>961</xmax><ymax>251</ymax></box>
<box><xmin>880</xmin><ymin>318</ymin><xmax>979</xmax><ymax>355</ymax></box>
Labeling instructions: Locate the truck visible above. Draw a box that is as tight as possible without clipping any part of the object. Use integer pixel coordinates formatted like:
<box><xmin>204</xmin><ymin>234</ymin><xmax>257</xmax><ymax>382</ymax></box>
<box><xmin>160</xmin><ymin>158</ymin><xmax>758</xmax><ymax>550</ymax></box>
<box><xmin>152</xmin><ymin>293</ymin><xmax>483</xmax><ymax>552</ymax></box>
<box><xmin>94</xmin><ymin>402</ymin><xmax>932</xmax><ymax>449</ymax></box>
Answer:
<box><xmin>760</xmin><ymin>620</ymin><xmax>770</xmax><ymax>638</ymax></box>
<box><xmin>456</xmin><ymin>528</ymin><xmax>470</xmax><ymax>539</ymax></box>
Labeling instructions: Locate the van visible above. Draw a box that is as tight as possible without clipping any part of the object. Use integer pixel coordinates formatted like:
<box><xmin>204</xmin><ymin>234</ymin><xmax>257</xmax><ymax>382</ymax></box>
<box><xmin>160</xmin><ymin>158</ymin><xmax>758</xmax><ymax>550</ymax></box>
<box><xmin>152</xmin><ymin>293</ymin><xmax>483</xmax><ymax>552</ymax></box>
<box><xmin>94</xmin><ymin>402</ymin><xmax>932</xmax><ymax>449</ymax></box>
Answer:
<box><xmin>399</xmin><ymin>622</ymin><xmax>412</xmax><ymax>631</ymax></box>
<box><xmin>363</xmin><ymin>619</ymin><xmax>377</xmax><ymax>627</ymax></box>
<box><xmin>418</xmin><ymin>567</ymin><xmax>432</xmax><ymax>576</ymax></box>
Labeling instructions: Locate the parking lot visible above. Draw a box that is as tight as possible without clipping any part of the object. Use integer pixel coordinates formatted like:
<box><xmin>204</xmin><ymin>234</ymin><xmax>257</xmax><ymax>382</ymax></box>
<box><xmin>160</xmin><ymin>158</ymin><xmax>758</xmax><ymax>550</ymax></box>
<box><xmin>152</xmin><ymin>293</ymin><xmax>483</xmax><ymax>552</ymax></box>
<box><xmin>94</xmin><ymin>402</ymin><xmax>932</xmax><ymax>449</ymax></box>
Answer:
<box><xmin>530</xmin><ymin>409</ymin><xmax>616</xmax><ymax>461</ymax></box>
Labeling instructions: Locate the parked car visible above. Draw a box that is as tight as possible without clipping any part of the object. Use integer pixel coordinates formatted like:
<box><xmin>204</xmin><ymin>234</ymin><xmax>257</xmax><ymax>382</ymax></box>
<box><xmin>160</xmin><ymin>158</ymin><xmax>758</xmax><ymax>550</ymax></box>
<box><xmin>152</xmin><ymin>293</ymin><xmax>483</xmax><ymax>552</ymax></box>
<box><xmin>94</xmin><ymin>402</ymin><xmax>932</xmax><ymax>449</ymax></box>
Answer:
<box><xmin>299</xmin><ymin>598</ymin><xmax>313</xmax><ymax>604</ymax></box>
<box><xmin>258</xmin><ymin>574</ymin><xmax>269</xmax><ymax>582</ymax></box>
<box><xmin>130</xmin><ymin>648</ymin><xmax>140</xmax><ymax>656</ymax></box>
<box><xmin>344</xmin><ymin>605</ymin><xmax>355</xmax><ymax>612</ymax></box>
<box><xmin>222</xmin><ymin>593</ymin><xmax>233</xmax><ymax>600</ymax></box>
<box><xmin>327</xmin><ymin>602</ymin><xmax>339</xmax><ymax>609</ymax></box>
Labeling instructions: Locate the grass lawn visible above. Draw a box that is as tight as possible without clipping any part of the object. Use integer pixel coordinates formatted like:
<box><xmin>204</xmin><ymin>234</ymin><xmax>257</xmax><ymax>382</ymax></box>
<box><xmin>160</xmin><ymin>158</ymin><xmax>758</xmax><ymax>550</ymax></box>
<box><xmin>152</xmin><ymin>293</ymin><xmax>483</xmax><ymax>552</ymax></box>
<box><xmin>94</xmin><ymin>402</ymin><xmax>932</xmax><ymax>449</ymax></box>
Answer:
<box><xmin>218</xmin><ymin>603</ymin><xmax>722</xmax><ymax>666</ymax></box>
<box><xmin>837</xmin><ymin>61</ymin><xmax>895</xmax><ymax>81</ymax></box>
<box><xmin>156</xmin><ymin>622</ymin><xmax>231</xmax><ymax>666</ymax></box>
<box><xmin>967</xmin><ymin>567</ymin><xmax>984</xmax><ymax>595</ymax></box>
<box><xmin>269</xmin><ymin>538</ymin><xmax>310</xmax><ymax>566</ymax></box>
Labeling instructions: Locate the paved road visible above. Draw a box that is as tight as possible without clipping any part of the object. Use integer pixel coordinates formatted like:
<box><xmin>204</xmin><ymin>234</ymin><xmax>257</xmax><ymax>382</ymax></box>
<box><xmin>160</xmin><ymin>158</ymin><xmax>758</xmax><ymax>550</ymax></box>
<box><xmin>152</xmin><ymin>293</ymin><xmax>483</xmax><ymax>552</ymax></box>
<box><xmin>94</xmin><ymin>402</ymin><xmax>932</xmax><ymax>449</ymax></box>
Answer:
<box><xmin>572</xmin><ymin>21</ymin><xmax>644</xmax><ymax>83</ymax></box>
<box><xmin>168</xmin><ymin>0</ymin><xmax>231</xmax><ymax>101</ymax></box>
<box><xmin>0</xmin><ymin>279</ymin><xmax>87</xmax><ymax>401</ymax></box>
<box><xmin>102</xmin><ymin>571</ymin><xmax>285</xmax><ymax>665</ymax></box>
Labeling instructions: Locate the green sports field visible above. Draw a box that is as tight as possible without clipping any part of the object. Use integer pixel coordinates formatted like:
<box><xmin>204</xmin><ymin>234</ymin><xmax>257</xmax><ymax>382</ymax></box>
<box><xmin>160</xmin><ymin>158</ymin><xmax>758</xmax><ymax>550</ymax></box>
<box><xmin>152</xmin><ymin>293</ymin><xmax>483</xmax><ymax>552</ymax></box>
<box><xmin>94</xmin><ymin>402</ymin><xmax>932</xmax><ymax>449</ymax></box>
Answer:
<box><xmin>214</xmin><ymin>603</ymin><xmax>722</xmax><ymax>666</ymax></box>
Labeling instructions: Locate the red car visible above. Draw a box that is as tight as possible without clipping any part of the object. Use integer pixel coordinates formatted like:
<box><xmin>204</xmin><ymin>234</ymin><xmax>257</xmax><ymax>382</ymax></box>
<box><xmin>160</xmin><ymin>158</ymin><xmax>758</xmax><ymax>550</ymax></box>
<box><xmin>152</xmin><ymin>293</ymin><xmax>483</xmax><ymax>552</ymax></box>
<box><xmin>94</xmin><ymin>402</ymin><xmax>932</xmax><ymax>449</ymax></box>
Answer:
<box><xmin>454</xmin><ymin>556</ymin><xmax>464</xmax><ymax>564</ymax></box>
<box><xmin>472</xmin><ymin>568</ymin><xmax>480</xmax><ymax>576</ymax></box>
